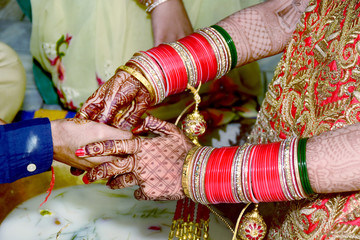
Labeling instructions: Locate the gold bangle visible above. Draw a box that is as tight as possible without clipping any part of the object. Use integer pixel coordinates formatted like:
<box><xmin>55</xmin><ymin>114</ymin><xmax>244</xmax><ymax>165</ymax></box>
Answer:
<box><xmin>146</xmin><ymin>0</ymin><xmax>170</xmax><ymax>13</ymax></box>
<box><xmin>78</xmin><ymin>111</ymin><xmax>89</xmax><ymax>119</ymax></box>
<box><xmin>130</xmin><ymin>52</ymin><xmax>166</xmax><ymax>103</ymax></box>
<box><xmin>116</xmin><ymin>65</ymin><xmax>156</xmax><ymax>102</ymax></box>
<box><xmin>182</xmin><ymin>146</ymin><xmax>200</xmax><ymax>199</ymax></box>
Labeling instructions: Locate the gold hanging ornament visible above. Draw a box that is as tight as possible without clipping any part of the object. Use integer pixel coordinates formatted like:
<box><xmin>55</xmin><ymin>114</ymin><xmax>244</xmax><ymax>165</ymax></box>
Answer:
<box><xmin>171</xmin><ymin>83</ymin><xmax>210</xmax><ymax>240</ymax></box>
<box><xmin>177</xmin><ymin>84</ymin><xmax>267</xmax><ymax>240</ymax></box>
<box><xmin>233</xmin><ymin>204</ymin><xmax>267</xmax><ymax>240</ymax></box>
<box><xmin>178</xmin><ymin>84</ymin><xmax>206</xmax><ymax>146</ymax></box>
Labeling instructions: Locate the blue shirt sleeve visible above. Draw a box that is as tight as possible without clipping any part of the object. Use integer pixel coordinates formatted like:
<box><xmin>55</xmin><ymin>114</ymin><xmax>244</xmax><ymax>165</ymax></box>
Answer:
<box><xmin>0</xmin><ymin>118</ymin><xmax>53</xmax><ymax>183</ymax></box>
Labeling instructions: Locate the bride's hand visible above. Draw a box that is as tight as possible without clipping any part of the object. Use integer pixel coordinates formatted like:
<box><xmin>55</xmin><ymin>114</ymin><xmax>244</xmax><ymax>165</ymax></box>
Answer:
<box><xmin>76</xmin><ymin>116</ymin><xmax>195</xmax><ymax>200</ymax></box>
<box><xmin>76</xmin><ymin>70</ymin><xmax>152</xmax><ymax>131</ymax></box>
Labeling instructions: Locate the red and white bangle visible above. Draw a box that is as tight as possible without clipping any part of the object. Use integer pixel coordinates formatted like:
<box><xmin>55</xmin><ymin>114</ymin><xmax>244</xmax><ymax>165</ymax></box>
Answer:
<box><xmin>182</xmin><ymin>137</ymin><xmax>310</xmax><ymax>204</ymax></box>
<box><xmin>147</xmin><ymin>44</ymin><xmax>188</xmax><ymax>96</ymax></box>
<box><xmin>127</xmin><ymin>52</ymin><xmax>166</xmax><ymax>104</ymax></box>
<box><xmin>123</xmin><ymin>26</ymin><xmax>234</xmax><ymax>104</ymax></box>
<box><xmin>166</xmin><ymin>42</ymin><xmax>198</xmax><ymax>88</ymax></box>
<box><xmin>197</xmin><ymin>28</ymin><xmax>231</xmax><ymax>79</ymax></box>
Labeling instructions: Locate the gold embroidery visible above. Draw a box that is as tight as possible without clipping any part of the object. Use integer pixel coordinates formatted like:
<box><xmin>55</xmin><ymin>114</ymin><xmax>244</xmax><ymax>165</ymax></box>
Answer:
<box><xmin>250</xmin><ymin>0</ymin><xmax>360</xmax><ymax>143</ymax></box>
<box><xmin>248</xmin><ymin>0</ymin><xmax>360</xmax><ymax>238</ymax></box>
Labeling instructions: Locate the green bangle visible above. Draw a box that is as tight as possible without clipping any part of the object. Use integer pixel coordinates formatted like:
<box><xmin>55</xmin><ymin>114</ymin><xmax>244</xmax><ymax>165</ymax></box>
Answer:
<box><xmin>297</xmin><ymin>139</ymin><xmax>307</xmax><ymax>194</ymax></box>
<box><xmin>297</xmin><ymin>138</ymin><xmax>314</xmax><ymax>195</ymax></box>
<box><xmin>211</xmin><ymin>25</ymin><xmax>238</xmax><ymax>70</ymax></box>
<box><xmin>298</xmin><ymin>139</ymin><xmax>309</xmax><ymax>195</ymax></box>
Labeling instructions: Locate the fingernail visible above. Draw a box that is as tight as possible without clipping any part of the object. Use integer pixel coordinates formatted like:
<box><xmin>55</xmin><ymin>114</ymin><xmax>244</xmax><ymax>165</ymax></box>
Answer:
<box><xmin>75</xmin><ymin>149</ymin><xmax>85</xmax><ymax>157</ymax></box>
<box><xmin>82</xmin><ymin>174</ymin><xmax>90</xmax><ymax>184</ymax></box>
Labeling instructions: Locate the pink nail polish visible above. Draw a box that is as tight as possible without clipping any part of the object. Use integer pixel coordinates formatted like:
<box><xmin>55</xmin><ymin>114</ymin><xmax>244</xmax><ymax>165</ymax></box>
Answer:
<box><xmin>82</xmin><ymin>174</ymin><xmax>90</xmax><ymax>184</ymax></box>
<box><xmin>75</xmin><ymin>149</ymin><xmax>85</xmax><ymax>157</ymax></box>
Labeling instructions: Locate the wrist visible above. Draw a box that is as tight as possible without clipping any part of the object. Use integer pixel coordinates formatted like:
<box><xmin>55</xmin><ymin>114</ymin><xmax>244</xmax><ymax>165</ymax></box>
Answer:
<box><xmin>182</xmin><ymin>146</ymin><xmax>201</xmax><ymax>199</ymax></box>
<box><xmin>50</xmin><ymin>119</ymin><xmax>59</xmax><ymax>147</ymax></box>
<box><xmin>144</xmin><ymin>0</ymin><xmax>174</xmax><ymax>13</ymax></box>
<box><xmin>50</xmin><ymin>119</ymin><xmax>65</xmax><ymax>160</ymax></box>
<box><xmin>116</xmin><ymin>64</ymin><xmax>157</xmax><ymax>105</ymax></box>
<box><xmin>122</xmin><ymin>26</ymin><xmax>235</xmax><ymax>103</ymax></box>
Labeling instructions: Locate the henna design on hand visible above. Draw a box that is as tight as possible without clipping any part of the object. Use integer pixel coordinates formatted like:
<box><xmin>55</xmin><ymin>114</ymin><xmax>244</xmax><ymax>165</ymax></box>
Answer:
<box><xmin>104</xmin><ymin>72</ymin><xmax>140</xmax><ymax>123</ymax></box>
<box><xmin>108</xmin><ymin>173</ymin><xmax>138</xmax><ymax>189</ymax></box>
<box><xmin>79</xmin><ymin>116</ymin><xmax>195</xmax><ymax>200</ymax></box>
<box><xmin>72</xmin><ymin>69</ymin><xmax>151</xmax><ymax>178</ymax></box>
<box><xmin>76</xmin><ymin>70</ymin><xmax>152</xmax><ymax>130</ymax></box>
<box><xmin>88</xmin><ymin>155</ymin><xmax>136</xmax><ymax>180</ymax></box>
<box><xmin>217</xmin><ymin>0</ymin><xmax>309</xmax><ymax>66</ymax></box>
<box><xmin>111</xmin><ymin>85</ymin><xmax>152</xmax><ymax>130</ymax></box>
<box><xmin>306</xmin><ymin>123</ymin><xmax>360</xmax><ymax>193</ymax></box>
<box><xmin>84</xmin><ymin>138</ymin><xmax>141</xmax><ymax>156</ymax></box>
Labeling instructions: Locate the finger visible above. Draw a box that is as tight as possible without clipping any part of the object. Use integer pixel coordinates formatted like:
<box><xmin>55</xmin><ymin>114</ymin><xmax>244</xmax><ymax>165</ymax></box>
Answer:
<box><xmin>77</xmin><ymin>71</ymin><xmax>140</xmax><ymax>124</ymax></box>
<box><xmin>111</xmin><ymin>100</ymin><xmax>137</xmax><ymax>131</ymax></box>
<box><xmin>74</xmin><ymin>155</ymin><xmax>124</xmax><ymax>169</ymax></box>
<box><xmin>133</xmin><ymin>115</ymin><xmax>180</xmax><ymax>136</ymax></box>
<box><xmin>76</xmin><ymin>89</ymin><xmax>107</xmax><ymax>122</ymax></box>
<box><xmin>76</xmin><ymin>138</ymin><xmax>141</xmax><ymax>157</ymax></box>
<box><xmin>134</xmin><ymin>188</ymin><xmax>185</xmax><ymax>201</ymax></box>
<box><xmin>101</xmin><ymin>72</ymin><xmax>141</xmax><ymax>125</ymax></box>
<box><xmin>86</xmin><ymin>155</ymin><xmax>136</xmax><ymax>182</ymax></box>
<box><xmin>0</xmin><ymin>118</ymin><xmax>7</xmax><ymax>125</ymax></box>
<box><xmin>106</xmin><ymin>173</ymin><xmax>138</xmax><ymax>189</ymax></box>
<box><xmin>113</xmin><ymin>85</ymin><xmax>152</xmax><ymax>130</ymax></box>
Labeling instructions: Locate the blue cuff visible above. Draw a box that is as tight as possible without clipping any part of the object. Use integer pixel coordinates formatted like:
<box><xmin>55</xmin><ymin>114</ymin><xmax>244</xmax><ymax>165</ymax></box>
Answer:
<box><xmin>0</xmin><ymin>118</ymin><xmax>53</xmax><ymax>183</ymax></box>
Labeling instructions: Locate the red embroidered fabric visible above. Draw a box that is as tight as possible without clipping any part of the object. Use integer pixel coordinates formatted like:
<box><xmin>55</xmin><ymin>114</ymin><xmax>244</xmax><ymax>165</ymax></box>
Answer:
<box><xmin>249</xmin><ymin>0</ymin><xmax>360</xmax><ymax>238</ymax></box>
